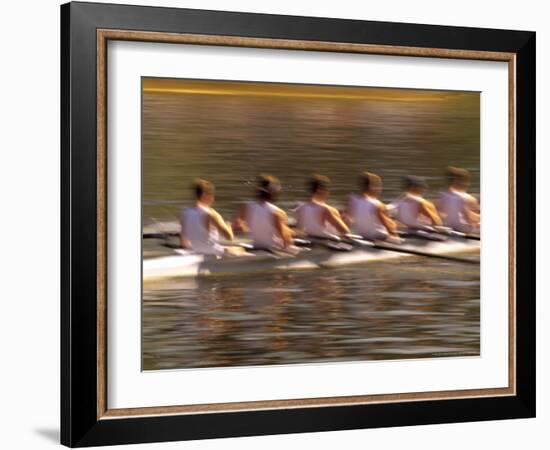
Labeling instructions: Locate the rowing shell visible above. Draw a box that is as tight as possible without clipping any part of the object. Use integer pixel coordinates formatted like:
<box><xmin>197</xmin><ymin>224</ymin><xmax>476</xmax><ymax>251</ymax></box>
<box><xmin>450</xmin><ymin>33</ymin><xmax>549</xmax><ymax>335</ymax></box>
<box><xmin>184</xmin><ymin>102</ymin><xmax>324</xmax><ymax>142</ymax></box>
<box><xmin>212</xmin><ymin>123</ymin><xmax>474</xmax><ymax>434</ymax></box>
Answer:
<box><xmin>143</xmin><ymin>236</ymin><xmax>479</xmax><ymax>282</ymax></box>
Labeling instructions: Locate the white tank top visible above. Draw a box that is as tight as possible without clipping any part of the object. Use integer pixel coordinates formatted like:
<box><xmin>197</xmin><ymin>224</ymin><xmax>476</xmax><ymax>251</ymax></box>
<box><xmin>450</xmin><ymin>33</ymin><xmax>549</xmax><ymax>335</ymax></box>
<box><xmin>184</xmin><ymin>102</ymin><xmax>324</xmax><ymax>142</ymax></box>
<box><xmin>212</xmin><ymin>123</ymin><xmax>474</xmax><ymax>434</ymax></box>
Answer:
<box><xmin>246</xmin><ymin>201</ymin><xmax>282</xmax><ymax>248</ymax></box>
<box><xmin>396</xmin><ymin>194</ymin><xmax>423</xmax><ymax>229</ymax></box>
<box><xmin>438</xmin><ymin>190</ymin><xmax>471</xmax><ymax>232</ymax></box>
<box><xmin>296</xmin><ymin>201</ymin><xmax>335</xmax><ymax>237</ymax></box>
<box><xmin>349</xmin><ymin>194</ymin><xmax>388</xmax><ymax>240</ymax></box>
<box><xmin>180</xmin><ymin>206</ymin><xmax>224</xmax><ymax>256</ymax></box>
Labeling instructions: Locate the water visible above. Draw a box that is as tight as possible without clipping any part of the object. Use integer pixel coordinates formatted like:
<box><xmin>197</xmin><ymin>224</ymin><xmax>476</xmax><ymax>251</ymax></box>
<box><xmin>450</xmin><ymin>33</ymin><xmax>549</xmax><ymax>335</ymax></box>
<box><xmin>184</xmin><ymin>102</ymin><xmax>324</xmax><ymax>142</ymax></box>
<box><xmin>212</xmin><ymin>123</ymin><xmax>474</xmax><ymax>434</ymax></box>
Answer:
<box><xmin>142</xmin><ymin>79</ymin><xmax>480</xmax><ymax>370</ymax></box>
<box><xmin>143</xmin><ymin>262</ymin><xmax>479</xmax><ymax>370</ymax></box>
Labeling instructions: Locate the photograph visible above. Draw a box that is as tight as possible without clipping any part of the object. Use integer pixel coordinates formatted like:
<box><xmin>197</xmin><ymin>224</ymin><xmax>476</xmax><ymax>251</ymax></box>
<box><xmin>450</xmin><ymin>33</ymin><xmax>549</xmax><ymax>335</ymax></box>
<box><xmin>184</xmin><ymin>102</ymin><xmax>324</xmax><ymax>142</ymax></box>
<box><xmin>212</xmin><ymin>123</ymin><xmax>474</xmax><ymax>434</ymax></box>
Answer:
<box><xmin>58</xmin><ymin>2</ymin><xmax>536</xmax><ymax>446</ymax></box>
<box><xmin>141</xmin><ymin>77</ymin><xmax>481</xmax><ymax>370</ymax></box>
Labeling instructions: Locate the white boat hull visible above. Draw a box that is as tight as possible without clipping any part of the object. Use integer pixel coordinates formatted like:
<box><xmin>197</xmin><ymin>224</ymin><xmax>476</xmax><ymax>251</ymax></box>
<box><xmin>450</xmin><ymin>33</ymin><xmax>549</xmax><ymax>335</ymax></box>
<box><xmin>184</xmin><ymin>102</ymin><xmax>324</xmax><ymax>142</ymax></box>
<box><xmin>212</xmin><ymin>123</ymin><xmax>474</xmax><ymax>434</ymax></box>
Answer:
<box><xmin>143</xmin><ymin>237</ymin><xmax>480</xmax><ymax>282</ymax></box>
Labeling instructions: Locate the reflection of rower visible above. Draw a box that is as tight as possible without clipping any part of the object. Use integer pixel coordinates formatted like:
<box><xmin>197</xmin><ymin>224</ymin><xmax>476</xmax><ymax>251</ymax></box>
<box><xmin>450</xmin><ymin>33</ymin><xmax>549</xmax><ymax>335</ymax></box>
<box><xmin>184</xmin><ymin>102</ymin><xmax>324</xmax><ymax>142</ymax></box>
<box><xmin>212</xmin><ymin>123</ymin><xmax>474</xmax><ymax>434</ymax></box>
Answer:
<box><xmin>179</xmin><ymin>179</ymin><xmax>233</xmax><ymax>256</ymax></box>
<box><xmin>233</xmin><ymin>174</ymin><xmax>293</xmax><ymax>249</ymax></box>
<box><xmin>394</xmin><ymin>175</ymin><xmax>442</xmax><ymax>231</ymax></box>
<box><xmin>437</xmin><ymin>167</ymin><xmax>480</xmax><ymax>232</ymax></box>
<box><xmin>296</xmin><ymin>174</ymin><xmax>350</xmax><ymax>238</ymax></box>
<box><xmin>345</xmin><ymin>171</ymin><xmax>398</xmax><ymax>241</ymax></box>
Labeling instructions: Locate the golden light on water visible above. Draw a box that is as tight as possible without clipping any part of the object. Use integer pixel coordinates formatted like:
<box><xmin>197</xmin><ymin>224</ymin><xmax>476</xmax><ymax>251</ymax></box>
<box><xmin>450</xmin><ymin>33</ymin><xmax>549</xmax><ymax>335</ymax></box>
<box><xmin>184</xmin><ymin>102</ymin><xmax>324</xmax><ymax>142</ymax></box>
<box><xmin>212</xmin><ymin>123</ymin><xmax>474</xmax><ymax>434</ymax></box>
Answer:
<box><xmin>142</xmin><ymin>78</ymin><xmax>477</xmax><ymax>102</ymax></box>
<box><xmin>142</xmin><ymin>76</ymin><xmax>480</xmax><ymax>370</ymax></box>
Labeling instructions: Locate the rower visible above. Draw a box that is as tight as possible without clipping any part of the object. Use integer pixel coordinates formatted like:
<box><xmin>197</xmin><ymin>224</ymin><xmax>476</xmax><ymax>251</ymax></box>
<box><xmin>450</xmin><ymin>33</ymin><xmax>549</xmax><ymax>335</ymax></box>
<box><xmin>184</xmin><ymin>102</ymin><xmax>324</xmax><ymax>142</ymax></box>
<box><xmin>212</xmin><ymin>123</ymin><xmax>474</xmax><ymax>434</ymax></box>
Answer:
<box><xmin>179</xmin><ymin>179</ymin><xmax>234</xmax><ymax>256</ymax></box>
<box><xmin>296</xmin><ymin>174</ymin><xmax>350</xmax><ymax>238</ymax></box>
<box><xmin>345</xmin><ymin>171</ymin><xmax>398</xmax><ymax>241</ymax></box>
<box><xmin>233</xmin><ymin>174</ymin><xmax>293</xmax><ymax>249</ymax></box>
<box><xmin>394</xmin><ymin>175</ymin><xmax>442</xmax><ymax>231</ymax></box>
<box><xmin>437</xmin><ymin>167</ymin><xmax>480</xmax><ymax>232</ymax></box>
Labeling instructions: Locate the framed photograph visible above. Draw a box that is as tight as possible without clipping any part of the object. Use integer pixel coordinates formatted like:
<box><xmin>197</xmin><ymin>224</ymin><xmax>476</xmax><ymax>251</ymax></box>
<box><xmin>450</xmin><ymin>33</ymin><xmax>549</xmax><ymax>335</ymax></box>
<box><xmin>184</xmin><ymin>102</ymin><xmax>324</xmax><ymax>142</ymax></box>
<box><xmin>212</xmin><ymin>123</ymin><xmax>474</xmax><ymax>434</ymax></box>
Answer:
<box><xmin>61</xmin><ymin>1</ymin><xmax>535</xmax><ymax>447</ymax></box>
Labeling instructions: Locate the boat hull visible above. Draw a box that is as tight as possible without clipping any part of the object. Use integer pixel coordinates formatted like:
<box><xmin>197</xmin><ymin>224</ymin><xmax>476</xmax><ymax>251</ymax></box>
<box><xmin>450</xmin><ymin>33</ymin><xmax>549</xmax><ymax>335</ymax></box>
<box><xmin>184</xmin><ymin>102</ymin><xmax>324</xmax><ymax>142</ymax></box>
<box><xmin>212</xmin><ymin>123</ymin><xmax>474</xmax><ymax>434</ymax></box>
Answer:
<box><xmin>143</xmin><ymin>237</ymin><xmax>480</xmax><ymax>282</ymax></box>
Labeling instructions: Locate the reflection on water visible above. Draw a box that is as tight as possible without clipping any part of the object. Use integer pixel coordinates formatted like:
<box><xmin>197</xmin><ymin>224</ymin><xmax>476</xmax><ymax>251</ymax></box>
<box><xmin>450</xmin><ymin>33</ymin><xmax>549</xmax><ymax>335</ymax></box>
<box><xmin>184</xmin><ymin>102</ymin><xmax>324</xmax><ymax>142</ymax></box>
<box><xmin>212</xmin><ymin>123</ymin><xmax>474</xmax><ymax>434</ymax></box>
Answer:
<box><xmin>142</xmin><ymin>79</ymin><xmax>480</xmax><ymax>370</ymax></box>
<box><xmin>143</xmin><ymin>259</ymin><xmax>479</xmax><ymax>370</ymax></box>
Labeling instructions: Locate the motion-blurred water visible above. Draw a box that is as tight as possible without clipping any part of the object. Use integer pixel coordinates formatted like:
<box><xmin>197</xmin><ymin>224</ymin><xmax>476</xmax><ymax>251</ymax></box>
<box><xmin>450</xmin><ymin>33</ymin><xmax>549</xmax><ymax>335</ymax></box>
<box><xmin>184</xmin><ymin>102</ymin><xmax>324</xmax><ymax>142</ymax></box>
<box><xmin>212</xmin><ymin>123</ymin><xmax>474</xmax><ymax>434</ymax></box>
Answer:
<box><xmin>142</xmin><ymin>80</ymin><xmax>480</xmax><ymax>370</ymax></box>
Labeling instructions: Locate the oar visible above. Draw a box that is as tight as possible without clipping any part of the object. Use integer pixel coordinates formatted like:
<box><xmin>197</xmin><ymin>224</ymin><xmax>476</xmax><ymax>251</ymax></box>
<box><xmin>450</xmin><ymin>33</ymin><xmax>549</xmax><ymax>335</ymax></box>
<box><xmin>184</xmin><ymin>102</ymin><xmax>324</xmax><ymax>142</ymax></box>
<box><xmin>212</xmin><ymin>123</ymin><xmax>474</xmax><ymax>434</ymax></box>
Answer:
<box><xmin>343</xmin><ymin>235</ymin><xmax>479</xmax><ymax>265</ymax></box>
<box><xmin>409</xmin><ymin>226</ymin><xmax>480</xmax><ymax>241</ymax></box>
<box><xmin>145</xmin><ymin>227</ymin><xmax>481</xmax><ymax>241</ymax></box>
<box><xmin>375</xmin><ymin>242</ymin><xmax>477</xmax><ymax>264</ymax></box>
<box><xmin>143</xmin><ymin>231</ymin><xmax>179</xmax><ymax>239</ymax></box>
<box><xmin>307</xmin><ymin>235</ymin><xmax>355</xmax><ymax>252</ymax></box>
<box><xmin>164</xmin><ymin>239</ymin><xmax>311</xmax><ymax>258</ymax></box>
<box><xmin>433</xmin><ymin>226</ymin><xmax>480</xmax><ymax>241</ymax></box>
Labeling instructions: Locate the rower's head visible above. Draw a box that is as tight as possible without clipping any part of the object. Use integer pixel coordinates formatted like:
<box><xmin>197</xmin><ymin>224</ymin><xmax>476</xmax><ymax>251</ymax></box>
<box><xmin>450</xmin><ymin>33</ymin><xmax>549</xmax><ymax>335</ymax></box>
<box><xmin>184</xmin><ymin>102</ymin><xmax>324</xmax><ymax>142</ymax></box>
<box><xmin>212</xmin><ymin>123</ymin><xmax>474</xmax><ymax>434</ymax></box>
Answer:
<box><xmin>404</xmin><ymin>175</ymin><xmax>428</xmax><ymax>195</ymax></box>
<box><xmin>308</xmin><ymin>174</ymin><xmax>331</xmax><ymax>201</ymax></box>
<box><xmin>256</xmin><ymin>173</ymin><xmax>282</xmax><ymax>202</ymax></box>
<box><xmin>446</xmin><ymin>166</ymin><xmax>471</xmax><ymax>190</ymax></box>
<box><xmin>359</xmin><ymin>171</ymin><xmax>382</xmax><ymax>197</ymax></box>
<box><xmin>192</xmin><ymin>178</ymin><xmax>215</xmax><ymax>206</ymax></box>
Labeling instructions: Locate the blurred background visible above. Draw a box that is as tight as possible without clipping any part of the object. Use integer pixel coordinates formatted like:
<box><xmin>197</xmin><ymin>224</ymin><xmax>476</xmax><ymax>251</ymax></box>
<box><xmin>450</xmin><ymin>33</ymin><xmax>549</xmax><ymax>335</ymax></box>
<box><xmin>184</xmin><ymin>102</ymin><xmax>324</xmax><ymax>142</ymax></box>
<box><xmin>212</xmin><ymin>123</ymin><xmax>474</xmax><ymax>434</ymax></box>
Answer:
<box><xmin>142</xmin><ymin>77</ymin><xmax>480</xmax><ymax>370</ymax></box>
<box><xmin>142</xmin><ymin>78</ymin><xmax>480</xmax><ymax>221</ymax></box>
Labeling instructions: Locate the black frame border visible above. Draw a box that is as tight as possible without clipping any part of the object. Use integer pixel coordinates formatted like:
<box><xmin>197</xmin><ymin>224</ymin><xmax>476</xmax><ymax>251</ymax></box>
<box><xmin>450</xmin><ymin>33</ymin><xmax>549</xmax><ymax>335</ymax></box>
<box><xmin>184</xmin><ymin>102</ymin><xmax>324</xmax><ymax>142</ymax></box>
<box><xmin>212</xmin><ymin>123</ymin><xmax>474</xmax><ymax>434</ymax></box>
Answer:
<box><xmin>61</xmin><ymin>2</ymin><xmax>535</xmax><ymax>447</ymax></box>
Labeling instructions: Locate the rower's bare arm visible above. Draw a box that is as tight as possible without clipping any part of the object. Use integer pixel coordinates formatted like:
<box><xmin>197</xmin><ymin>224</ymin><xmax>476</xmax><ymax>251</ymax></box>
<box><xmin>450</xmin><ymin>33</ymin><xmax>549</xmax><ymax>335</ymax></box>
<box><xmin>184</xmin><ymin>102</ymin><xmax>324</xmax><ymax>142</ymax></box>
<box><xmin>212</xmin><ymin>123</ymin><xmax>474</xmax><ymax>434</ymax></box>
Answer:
<box><xmin>232</xmin><ymin>203</ymin><xmax>250</xmax><ymax>233</ymax></box>
<box><xmin>377</xmin><ymin>203</ymin><xmax>397</xmax><ymax>236</ymax></box>
<box><xmin>325</xmin><ymin>205</ymin><xmax>350</xmax><ymax>234</ymax></box>
<box><xmin>420</xmin><ymin>199</ymin><xmax>442</xmax><ymax>226</ymax></box>
<box><xmin>463</xmin><ymin>203</ymin><xmax>480</xmax><ymax>227</ymax></box>
<box><xmin>466</xmin><ymin>193</ymin><xmax>480</xmax><ymax>213</ymax></box>
<box><xmin>273</xmin><ymin>209</ymin><xmax>293</xmax><ymax>247</ymax></box>
<box><xmin>466</xmin><ymin>195</ymin><xmax>481</xmax><ymax>224</ymax></box>
<box><xmin>209</xmin><ymin>209</ymin><xmax>234</xmax><ymax>240</ymax></box>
